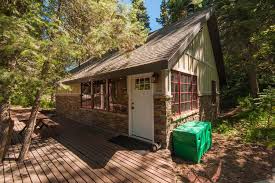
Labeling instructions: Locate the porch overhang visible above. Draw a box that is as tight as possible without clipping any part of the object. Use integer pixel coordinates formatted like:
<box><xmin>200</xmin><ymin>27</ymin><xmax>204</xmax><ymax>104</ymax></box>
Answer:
<box><xmin>63</xmin><ymin>60</ymin><xmax>168</xmax><ymax>84</ymax></box>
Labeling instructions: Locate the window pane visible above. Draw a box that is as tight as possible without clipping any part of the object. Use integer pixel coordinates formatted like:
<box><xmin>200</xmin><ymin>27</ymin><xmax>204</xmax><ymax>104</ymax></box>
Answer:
<box><xmin>183</xmin><ymin>103</ymin><xmax>188</xmax><ymax>111</ymax></box>
<box><xmin>180</xmin><ymin>84</ymin><xmax>185</xmax><ymax>92</ymax></box>
<box><xmin>171</xmin><ymin>73</ymin><xmax>175</xmax><ymax>82</ymax></box>
<box><xmin>109</xmin><ymin>78</ymin><xmax>128</xmax><ymax>113</ymax></box>
<box><xmin>181</xmin><ymin>94</ymin><xmax>185</xmax><ymax>102</ymax></box>
<box><xmin>174</xmin><ymin>93</ymin><xmax>179</xmax><ymax>102</ymax></box>
<box><xmin>184</xmin><ymin>84</ymin><xmax>188</xmax><ymax>92</ymax></box>
<box><xmin>171</xmin><ymin>83</ymin><xmax>175</xmax><ymax>92</ymax></box>
<box><xmin>175</xmin><ymin>83</ymin><xmax>179</xmax><ymax>92</ymax></box>
<box><xmin>145</xmin><ymin>78</ymin><xmax>150</xmax><ymax>84</ymax></box>
<box><xmin>135</xmin><ymin>79</ymin><xmax>139</xmax><ymax>90</ymax></box>
<box><xmin>140</xmin><ymin>78</ymin><xmax>144</xmax><ymax>90</ymax></box>
<box><xmin>181</xmin><ymin>74</ymin><xmax>185</xmax><ymax>83</ymax></box>
<box><xmin>172</xmin><ymin>104</ymin><xmax>179</xmax><ymax>114</ymax></box>
<box><xmin>81</xmin><ymin>82</ymin><xmax>92</xmax><ymax>108</ymax></box>
<box><xmin>187</xmin><ymin>76</ymin><xmax>191</xmax><ymax>83</ymax></box>
<box><xmin>145</xmin><ymin>83</ymin><xmax>150</xmax><ymax>90</ymax></box>
<box><xmin>186</xmin><ymin>102</ymin><xmax>191</xmax><ymax>110</ymax></box>
<box><xmin>94</xmin><ymin>82</ymin><xmax>106</xmax><ymax>110</ymax></box>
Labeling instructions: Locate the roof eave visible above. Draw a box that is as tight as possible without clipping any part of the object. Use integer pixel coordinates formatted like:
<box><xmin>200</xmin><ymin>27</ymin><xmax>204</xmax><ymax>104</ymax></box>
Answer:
<box><xmin>63</xmin><ymin>59</ymin><xmax>168</xmax><ymax>84</ymax></box>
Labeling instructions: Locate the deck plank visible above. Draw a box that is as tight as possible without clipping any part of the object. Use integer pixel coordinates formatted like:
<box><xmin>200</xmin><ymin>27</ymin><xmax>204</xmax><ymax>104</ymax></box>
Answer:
<box><xmin>0</xmin><ymin>113</ymin><xmax>175</xmax><ymax>183</ymax></box>
<box><xmin>58</xmin><ymin>136</ymin><xmax>136</xmax><ymax>183</ymax></box>
<box><xmin>61</xmin><ymin>131</ymin><xmax>174</xmax><ymax>182</ymax></box>
<box><xmin>49</xmin><ymin>139</ymin><xmax>99</xmax><ymax>183</ymax></box>
<box><xmin>16</xmin><ymin>121</ymin><xmax>64</xmax><ymax>183</ymax></box>
<box><xmin>59</xmin><ymin>136</ymin><xmax>158</xmax><ymax>183</ymax></box>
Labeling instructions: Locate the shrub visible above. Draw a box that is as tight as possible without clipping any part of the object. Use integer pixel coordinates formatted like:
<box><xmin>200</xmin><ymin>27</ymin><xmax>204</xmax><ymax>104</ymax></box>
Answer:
<box><xmin>214</xmin><ymin>88</ymin><xmax>274</xmax><ymax>147</ymax></box>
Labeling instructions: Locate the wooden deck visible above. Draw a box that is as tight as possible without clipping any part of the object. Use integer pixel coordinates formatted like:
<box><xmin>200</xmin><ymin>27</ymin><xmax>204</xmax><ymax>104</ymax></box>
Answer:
<box><xmin>0</xmin><ymin>114</ymin><xmax>175</xmax><ymax>183</ymax></box>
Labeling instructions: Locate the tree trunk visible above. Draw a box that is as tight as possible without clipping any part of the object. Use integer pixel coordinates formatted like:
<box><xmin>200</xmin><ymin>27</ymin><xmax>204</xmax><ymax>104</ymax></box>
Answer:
<box><xmin>17</xmin><ymin>89</ymin><xmax>43</xmax><ymax>162</ymax></box>
<box><xmin>0</xmin><ymin>99</ymin><xmax>13</xmax><ymax>161</ymax></box>
<box><xmin>247</xmin><ymin>64</ymin><xmax>259</xmax><ymax>98</ymax></box>
<box><xmin>18</xmin><ymin>60</ymin><xmax>49</xmax><ymax>162</ymax></box>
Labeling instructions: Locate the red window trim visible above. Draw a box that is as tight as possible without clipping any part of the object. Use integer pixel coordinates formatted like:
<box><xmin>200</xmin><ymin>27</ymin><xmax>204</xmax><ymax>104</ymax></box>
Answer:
<box><xmin>171</xmin><ymin>70</ymin><xmax>198</xmax><ymax>114</ymax></box>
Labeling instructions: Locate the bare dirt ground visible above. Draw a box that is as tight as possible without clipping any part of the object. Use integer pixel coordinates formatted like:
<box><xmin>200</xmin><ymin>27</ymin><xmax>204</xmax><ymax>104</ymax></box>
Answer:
<box><xmin>173</xmin><ymin>133</ymin><xmax>274</xmax><ymax>183</ymax></box>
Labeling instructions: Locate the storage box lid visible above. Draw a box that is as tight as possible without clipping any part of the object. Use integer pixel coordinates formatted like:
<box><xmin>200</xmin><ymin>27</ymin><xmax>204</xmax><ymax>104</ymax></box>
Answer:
<box><xmin>173</xmin><ymin>121</ymin><xmax>211</xmax><ymax>134</ymax></box>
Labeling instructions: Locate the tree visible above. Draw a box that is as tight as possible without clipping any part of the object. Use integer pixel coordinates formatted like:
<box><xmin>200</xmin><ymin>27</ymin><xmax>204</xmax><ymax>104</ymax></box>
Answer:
<box><xmin>132</xmin><ymin>0</ymin><xmax>151</xmax><ymax>30</ymax></box>
<box><xmin>0</xmin><ymin>0</ymin><xmax>37</xmax><ymax>161</ymax></box>
<box><xmin>164</xmin><ymin>0</ymin><xmax>274</xmax><ymax>101</ymax></box>
<box><xmin>215</xmin><ymin>0</ymin><xmax>274</xmax><ymax>98</ymax></box>
<box><xmin>167</xmin><ymin>0</ymin><xmax>210</xmax><ymax>23</ymax></box>
<box><xmin>1</xmin><ymin>0</ymin><xmax>148</xmax><ymax>162</ymax></box>
<box><xmin>157</xmin><ymin>0</ymin><xmax>170</xmax><ymax>26</ymax></box>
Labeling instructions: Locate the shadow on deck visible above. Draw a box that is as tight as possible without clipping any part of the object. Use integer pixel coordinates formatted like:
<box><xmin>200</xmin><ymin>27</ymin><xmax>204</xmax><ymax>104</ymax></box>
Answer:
<box><xmin>0</xmin><ymin>110</ymin><xmax>175</xmax><ymax>183</ymax></box>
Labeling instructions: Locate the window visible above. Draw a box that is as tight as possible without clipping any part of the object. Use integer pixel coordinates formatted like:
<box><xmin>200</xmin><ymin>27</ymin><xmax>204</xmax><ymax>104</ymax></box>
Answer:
<box><xmin>135</xmin><ymin>78</ymin><xmax>150</xmax><ymax>90</ymax></box>
<box><xmin>93</xmin><ymin>80</ymin><xmax>107</xmax><ymax>110</ymax></box>
<box><xmin>81</xmin><ymin>82</ymin><xmax>92</xmax><ymax>108</ymax></box>
<box><xmin>171</xmin><ymin>71</ymin><xmax>198</xmax><ymax>114</ymax></box>
<box><xmin>81</xmin><ymin>78</ymin><xmax>128</xmax><ymax>114</ymax></box>
<box><xmin>108</xmin><ymin>78</ymin><xmax>128</xmax><ymax>113</ymax></box>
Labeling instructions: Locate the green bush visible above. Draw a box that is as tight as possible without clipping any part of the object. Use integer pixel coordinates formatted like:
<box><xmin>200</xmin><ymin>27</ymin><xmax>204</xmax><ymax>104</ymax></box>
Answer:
<box><xmin>40</xmin><ymin>96</ymin><xmax>55</xmax><ymax>109</ymax></box>
<box><xmin>214</xmin><ymin>88</ymin><xmax>275</xmax><ymax>147</ymax></box>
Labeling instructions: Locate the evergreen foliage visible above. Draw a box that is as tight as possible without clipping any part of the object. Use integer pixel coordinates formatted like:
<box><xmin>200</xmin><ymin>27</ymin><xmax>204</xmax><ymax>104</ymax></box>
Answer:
<box><xmin>131</xmin><ymin>0</ymin><xmax>151</xmax><ymax>30</ymax></box>
<box><xmin>0</xmin><ymin>0</ymin><xmax>149</xmax><ymax>161</ymax></box>
<box><xmin>157</xmin><ymin>0</ymin><xmax>274</xmax><ymax>103</ymax></box>
<box><xmin>156</xmin><ymin>0</ymin><xmax>170</xmax><ymax>26</ymax></box>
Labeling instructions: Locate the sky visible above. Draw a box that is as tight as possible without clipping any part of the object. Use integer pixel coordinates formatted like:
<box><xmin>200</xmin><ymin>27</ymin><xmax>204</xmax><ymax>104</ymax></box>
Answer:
<box><xmin>122</xmin><ymin>0</ymin><xmax>162</xmax><ymax>31</ymax></box>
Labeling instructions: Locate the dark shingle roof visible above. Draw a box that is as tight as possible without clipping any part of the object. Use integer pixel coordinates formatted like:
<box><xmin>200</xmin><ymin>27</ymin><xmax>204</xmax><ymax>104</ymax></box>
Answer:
<box><xmin>64</xmin><ymin>8</ymin><xmax>225</xmax><ymax>85</ymax></box>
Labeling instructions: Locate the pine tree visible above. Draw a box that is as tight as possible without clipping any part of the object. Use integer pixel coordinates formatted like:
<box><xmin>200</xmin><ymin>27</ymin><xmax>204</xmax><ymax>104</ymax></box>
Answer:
<box><xmin>132</xmin><ymin>0</ymin><xmax>151</xmax><ymax>30</ymax></box>
<box><xmin>0</xmin><ymin>0</ymin><xmax>148</xmax><ymax>162</ymax></box>
<box><xmin>156</xmin><ymin>0</ymin><xmax>170</xmax><ymax>26</ymax></box>
<box><xmin>167</xmin><ymin>0</ymin><xmax>209</xmax><ymax>23</ymax></box>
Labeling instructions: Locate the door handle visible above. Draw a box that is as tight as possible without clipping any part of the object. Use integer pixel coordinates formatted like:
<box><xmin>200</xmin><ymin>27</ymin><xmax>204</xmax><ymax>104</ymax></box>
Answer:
<box><xmin>131</xmin><ymin>106</ymin><xmax>134</xmax><ymax>110</ymax></box>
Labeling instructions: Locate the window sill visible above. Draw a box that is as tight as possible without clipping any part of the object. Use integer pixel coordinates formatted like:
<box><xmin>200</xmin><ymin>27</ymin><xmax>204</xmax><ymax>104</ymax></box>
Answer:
<box><xmin>171</xmin><ymin>109</ymin><xmax>199</xmax><ymax>123</ymax></box>
<box><xmin>79</xmin><ymin>107</ymin><xmax>128</xmax><ymax>117</ymax></box>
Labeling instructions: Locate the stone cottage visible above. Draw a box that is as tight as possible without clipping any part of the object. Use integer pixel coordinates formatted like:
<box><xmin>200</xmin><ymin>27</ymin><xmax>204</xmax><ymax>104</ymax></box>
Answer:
<box><xmin>56</xmin><ymin>8</ymin><xmax>226</xmax><ymax>148</ymax></box>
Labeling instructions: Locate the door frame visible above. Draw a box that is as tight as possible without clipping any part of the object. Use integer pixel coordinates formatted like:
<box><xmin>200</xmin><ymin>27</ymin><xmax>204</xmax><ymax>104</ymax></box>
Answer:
<box><xmin>127</xmin><ymin>73</ymin><xmax>154</xmax><ymax>143</ymax></box>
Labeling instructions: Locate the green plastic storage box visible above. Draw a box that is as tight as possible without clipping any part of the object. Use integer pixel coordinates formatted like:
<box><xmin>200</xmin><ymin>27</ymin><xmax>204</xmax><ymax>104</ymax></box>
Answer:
<box><xmin>173</xmin><ymin>121</ymin><xmax>212</xmax><ymax>163</ymax></box>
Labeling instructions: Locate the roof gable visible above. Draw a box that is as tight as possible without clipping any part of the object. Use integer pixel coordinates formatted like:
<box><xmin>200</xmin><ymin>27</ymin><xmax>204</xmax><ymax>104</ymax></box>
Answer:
<box><xmin>64</xmin><ymin>8</ymin><xmax>225</xmax><ymax>85</ymax></box>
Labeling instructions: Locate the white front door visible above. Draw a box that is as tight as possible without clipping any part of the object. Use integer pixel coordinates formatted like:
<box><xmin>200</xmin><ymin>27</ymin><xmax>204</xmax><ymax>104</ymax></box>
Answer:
<box><xmin>131</xmin><ymin>76</ymin><xmax>154</xmax><ymax>141</ymax></box>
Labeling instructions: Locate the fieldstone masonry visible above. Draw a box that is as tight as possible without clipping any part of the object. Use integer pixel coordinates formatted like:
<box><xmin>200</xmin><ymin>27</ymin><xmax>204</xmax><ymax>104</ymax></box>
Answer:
<box><xmin>153</xmin><ymin>94</ymin><xmax>220</xmax><ymax>149</ymax></box>
<box><xmin>153</xmin><ymin>94</ymin><xmax>172</xmax><ymax>147</ymax></box>
<box><xmin>56</xmin><ymin>93</ymin><xmax>219</xmax><ymax>149</ymax></box>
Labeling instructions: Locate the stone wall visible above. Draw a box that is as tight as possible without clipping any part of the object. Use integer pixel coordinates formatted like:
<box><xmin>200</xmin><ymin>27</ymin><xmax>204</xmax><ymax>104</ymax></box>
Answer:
<box><xmin>56</xmin><ymin>94</ymin><xmax>128</xmax><ymax>135</ymax></box>
<box><xmin>153</xmin><ymin>94</ymin><xmax>219</xmax><ymax>149</ymax></box>
<box><xmin>56</xmin><ymin>91</ymin><xmax>219</xmax><ymax>149</ymax></box>
<box><xmin>198</xmin><ymin>95</ymin><xmax>220</xmax><ymax>121</ymax></box>
<box><xmin>153</xmin><ymin>94</ymin><xmax>171</xmax><ymax>147</ymax></box>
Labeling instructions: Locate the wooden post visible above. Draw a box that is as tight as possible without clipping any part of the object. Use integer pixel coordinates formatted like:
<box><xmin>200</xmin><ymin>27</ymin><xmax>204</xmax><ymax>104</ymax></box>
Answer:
<box><xmin>100</xmin><ymin>83</ymin><xmax>104</xmax><ymax>109</ymax></box>
<box><xmin>106</xmin><ymin>79</ymin><xmax>109</xmax><ymax>111</ymax></box>
<box><xmin>91</xmin><ymin>81</ymin><xmax>94</xmax><ymax>109</ymax></box>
